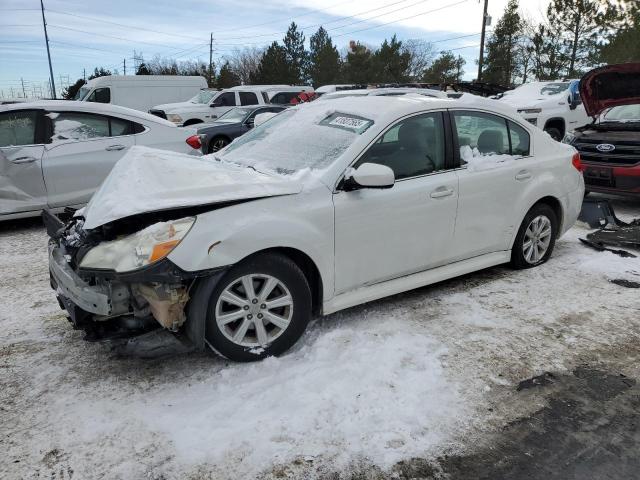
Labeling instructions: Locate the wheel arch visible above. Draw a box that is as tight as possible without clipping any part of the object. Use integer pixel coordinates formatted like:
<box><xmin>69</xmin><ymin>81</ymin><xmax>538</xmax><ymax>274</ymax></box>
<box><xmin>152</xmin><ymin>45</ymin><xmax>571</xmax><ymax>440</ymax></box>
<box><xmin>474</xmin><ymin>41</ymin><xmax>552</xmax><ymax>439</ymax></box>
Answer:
<box><xmin>528</xmin><ymin>195</ymin><xmax>564</xmax><ymax>238</ymax></box>
<box><xmin>543</xmin><ymin>117</ymin><xmax>565</xmax><ymax>137</ymax></box>
<box><xmin>183</xmin><ymin>118</ymin><xmax>204</xmax><ymax>126</ymax></box>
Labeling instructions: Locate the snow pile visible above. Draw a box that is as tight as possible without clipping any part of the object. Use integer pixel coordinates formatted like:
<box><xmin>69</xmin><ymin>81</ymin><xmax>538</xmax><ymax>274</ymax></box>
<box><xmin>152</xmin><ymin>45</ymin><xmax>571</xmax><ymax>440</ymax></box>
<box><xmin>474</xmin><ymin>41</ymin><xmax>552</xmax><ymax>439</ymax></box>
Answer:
<box><xmin>460</xmin><ymin>145</ymin><xmax>516</xmax><ymax>171</ymax></box>
<box><xmin>253</xmin><ymin>111</ymin><xmax>278</xmax><ymax>127</ymax></box>
<box><xmin>82</xmin><ymin>146</ymin><xmax>302</xmax><ymax>229</ymax></box>
<box><xmin>128</xmin><ymin>324</ymin><xmax>466</xmax><ymax>474</ymax></box>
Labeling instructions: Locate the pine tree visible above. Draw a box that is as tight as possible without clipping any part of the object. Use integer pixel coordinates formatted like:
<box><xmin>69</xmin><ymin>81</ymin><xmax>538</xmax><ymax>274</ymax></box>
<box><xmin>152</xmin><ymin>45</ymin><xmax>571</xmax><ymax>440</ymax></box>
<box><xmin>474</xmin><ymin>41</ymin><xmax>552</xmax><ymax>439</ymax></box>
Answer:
<box><xmin>250</xmin><ymin>42</ymin><xmax>291</xmax><ymax>84</ymax></box>
<box><xmin>599</xmin><ymin>0</ymin><xmax>640</xmax><ymax>63</ymax></box>
<box><xmin>217</xmin><ymin>61</ymin><xmax>240</xmax><ymax>88</ymax></box>
<box><xmin>482</xmin><ymin>0</ymin><xmax>522</xmax><ymax>86</ymax></box>
<box><xmin>344</xmin><ymin>42</ymin><xmax>373</xmax><ymax>84</ymax></box>
<box><xmin>547</xmin><ymin>0</ymin><xmax>618</xmax><ymax>77</ymax></box>
<box><xmin>308</xmin><ymin>27</ymin><xmax>342</xmax><ymax>87</ymax></box>
<box><xmin>283</xmin><ymin>22</ymin><xmax>307</xmax><ymax>84</ymax></box>
<box><xmin>371</xmin><ymin>35</ymin><xmax>411</xmax><ymax>83</ymax></box>
<box><xmin>136</xmin><ymin>63</ymin><xmax>151</xmax><ymax>75</ymax></box>
<box><xmin>423</xmin><ymin>52</ymin><xmax>465</xmax><ymax>83</ymax></box>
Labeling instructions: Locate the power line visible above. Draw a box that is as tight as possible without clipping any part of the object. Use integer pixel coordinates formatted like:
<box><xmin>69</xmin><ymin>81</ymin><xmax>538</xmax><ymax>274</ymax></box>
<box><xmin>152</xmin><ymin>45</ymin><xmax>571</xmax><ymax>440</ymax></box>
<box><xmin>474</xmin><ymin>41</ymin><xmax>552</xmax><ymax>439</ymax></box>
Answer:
<box><xmin>47</xmin><ymin>24</ymin><xmax>191</xmax><ymax>49</ymax></box>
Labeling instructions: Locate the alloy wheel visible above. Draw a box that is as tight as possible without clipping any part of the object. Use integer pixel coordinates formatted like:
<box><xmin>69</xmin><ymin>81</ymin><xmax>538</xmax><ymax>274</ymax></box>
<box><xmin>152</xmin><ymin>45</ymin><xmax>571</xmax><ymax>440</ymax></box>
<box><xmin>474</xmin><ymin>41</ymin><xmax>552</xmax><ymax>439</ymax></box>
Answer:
<box><xmin>522</xmin><ymin>215</ymin><xmax>552</xmax><ymax>264</ymax></box>
<box><xmin>215</xmin><ymin>274</ymin><xmax>294</xmax><ymax>347</ymax></box>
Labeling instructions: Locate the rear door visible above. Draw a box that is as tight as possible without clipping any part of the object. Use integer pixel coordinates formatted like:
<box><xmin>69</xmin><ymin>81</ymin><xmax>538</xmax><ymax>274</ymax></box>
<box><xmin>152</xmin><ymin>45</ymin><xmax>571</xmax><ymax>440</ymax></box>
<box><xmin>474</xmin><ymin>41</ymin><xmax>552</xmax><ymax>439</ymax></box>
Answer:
<box><xmin>0</xmin><ymin>109</ymin><xmax>47</xmax><ymax>215</ymax></box>
<box><xmin>450</xmin><ymin>109</ymin><xmax>535</xmax><ymax>260</ymax></box>
<box><xmin>43</xmin><ymin>111</ymin><xmax>135</xmax><ymax>207</ymax></box>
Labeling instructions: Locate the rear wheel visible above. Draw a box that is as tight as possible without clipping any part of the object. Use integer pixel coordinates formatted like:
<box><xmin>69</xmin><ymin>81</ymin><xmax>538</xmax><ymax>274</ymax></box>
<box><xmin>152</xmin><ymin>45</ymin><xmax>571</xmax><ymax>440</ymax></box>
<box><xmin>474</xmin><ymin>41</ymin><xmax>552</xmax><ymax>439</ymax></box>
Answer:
<box><xmin>511</xmin><ymin>204</ymin><xmax>558</xmax><ymax>269</ymax></box>
<box><xmin>204</xmin><ymin>253</ymin><xmax>311</xmax><ymax>361</ymax></box>
<box><xmin>208</xmin><ymin>136</ymin><xmax>229</xmax><ymax>153</ymax></box>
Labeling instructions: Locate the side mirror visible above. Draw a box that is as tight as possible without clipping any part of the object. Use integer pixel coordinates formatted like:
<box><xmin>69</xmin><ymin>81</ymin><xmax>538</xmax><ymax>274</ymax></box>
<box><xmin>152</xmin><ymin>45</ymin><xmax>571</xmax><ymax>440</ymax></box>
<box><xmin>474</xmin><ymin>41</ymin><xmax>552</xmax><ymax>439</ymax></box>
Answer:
<box><xmin>344</xmin><ymin>163</ymin><xmax>395</xmax><ymax>191</ymax></box>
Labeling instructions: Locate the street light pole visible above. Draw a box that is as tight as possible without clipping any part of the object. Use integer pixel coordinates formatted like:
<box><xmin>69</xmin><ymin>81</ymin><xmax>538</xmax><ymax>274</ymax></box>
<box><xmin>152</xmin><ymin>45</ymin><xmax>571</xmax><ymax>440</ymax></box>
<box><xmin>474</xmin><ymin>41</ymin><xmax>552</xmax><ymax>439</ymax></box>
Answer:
<box><xmin>40</xmin><ymin>0</ymin><xmax>56</xmax><ymax>98</ymax></box>
<box><xmin>477</xmin><ymin>0</ymin><xmax>489</xmax><ymax>82</ymax></box>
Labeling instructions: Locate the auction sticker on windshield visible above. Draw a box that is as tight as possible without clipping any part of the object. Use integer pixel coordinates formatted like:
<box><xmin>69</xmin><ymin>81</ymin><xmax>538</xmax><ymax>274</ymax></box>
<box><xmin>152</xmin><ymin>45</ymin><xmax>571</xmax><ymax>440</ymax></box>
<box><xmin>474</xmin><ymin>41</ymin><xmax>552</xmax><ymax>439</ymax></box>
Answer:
<box><xmin>321</xmin><ymin>113</ymin><xmax>373</xmax><ymax>134</ymax></box>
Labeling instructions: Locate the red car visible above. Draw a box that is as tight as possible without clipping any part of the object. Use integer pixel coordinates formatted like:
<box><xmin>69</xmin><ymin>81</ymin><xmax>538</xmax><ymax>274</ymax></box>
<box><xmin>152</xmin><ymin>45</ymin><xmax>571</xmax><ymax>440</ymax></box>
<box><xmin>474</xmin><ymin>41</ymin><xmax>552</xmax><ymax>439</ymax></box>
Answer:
<box><xmin>565</xmin><ymin>63</ymin><xmax>640</xmax><ymax>197</ymax></box>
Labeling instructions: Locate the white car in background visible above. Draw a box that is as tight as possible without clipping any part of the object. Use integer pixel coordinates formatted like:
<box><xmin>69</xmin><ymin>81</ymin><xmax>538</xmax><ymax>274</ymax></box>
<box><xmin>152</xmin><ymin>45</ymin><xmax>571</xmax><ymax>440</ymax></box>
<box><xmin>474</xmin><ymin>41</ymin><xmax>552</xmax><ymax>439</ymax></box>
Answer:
<box><xmin>47</xmin><ymin>95</ymin><xmax>584</xmax><ymax>362</ymax></box>
<box><xmin>0</xmin><ymin>100</ymin><xmax>201</xmax><ymax>221</ymax></box>
<box><xmin>150</xmin><ymin>85</ymin><xmax>313</xmax><ymax>126</ymax></box>
<box><xmin>499</xmin><ymin>80</ymin><xmax>590</xmax><ymax>141</ymax></box>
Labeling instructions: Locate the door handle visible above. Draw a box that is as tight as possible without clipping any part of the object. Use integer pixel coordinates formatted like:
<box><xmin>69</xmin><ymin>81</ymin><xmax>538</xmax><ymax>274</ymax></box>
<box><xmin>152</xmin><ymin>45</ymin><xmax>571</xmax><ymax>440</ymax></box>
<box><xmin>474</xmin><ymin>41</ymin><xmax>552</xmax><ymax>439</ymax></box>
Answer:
<box><xmin>10</xmin><ymin>156</ymin><xmax>37</xmax><ymax>164</ymax></box>
<box><xmin>515</xmin><ymin>170</ymin><xmax>532</xmax><ymax>181</ymax></box>
<box><xmin>105</xmin><ymin>144</ymin><xmax>126</xmax><ymax>151</ymax></box>
<box><xmin>430</xmin><ymin>187</ymin><xmax>454</xmax><ymax>199</ymax></box>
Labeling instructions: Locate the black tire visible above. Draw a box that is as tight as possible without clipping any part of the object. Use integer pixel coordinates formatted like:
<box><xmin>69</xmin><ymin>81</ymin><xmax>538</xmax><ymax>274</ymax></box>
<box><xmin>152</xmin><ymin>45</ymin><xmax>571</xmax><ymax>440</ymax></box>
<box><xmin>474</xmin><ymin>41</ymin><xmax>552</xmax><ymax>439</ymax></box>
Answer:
<box><xmin>204</xmin><ymin>253</ymin><xmax>312</xmax><ymax>362</ymax></box>
<box><xmin>510</xmin><ymin>203</ymin><xmax>558</xmax><ymax>269</ymax></box>
<box><xmin>208</xmin><ymin>136</ymin><xmax>229</xmax><ymax>153</ymax></box>
<box><xmin>545</xmin><ymin>127</ymin><xmax>563</xmax><ymax>142</ymax></box>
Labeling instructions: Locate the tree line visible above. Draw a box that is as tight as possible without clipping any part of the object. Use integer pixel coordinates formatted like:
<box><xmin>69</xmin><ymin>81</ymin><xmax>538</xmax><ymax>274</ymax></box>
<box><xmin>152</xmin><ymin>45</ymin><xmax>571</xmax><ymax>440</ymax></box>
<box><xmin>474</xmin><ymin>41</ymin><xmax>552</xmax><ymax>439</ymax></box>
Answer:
<box><xmin>63</xmin><ymin>0</ymin><xmax>639</xmax><ymax>99</ymax></box>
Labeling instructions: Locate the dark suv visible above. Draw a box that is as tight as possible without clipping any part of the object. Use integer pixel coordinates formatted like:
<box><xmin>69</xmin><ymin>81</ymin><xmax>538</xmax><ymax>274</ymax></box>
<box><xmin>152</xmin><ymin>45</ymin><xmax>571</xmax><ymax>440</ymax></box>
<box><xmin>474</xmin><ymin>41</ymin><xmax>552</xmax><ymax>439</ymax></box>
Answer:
<box><xmin>564</xmin><ymin>63</ymin><xmax>640</xmax><ymax>197</ymax></box>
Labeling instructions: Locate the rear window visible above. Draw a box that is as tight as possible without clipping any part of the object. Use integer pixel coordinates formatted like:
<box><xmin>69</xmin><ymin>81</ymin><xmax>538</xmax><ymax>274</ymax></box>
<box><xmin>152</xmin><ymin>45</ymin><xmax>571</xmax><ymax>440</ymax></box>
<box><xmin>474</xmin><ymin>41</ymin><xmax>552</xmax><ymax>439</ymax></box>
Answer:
<box><xmin>0</xmin><ymin>110</ymin><xmax>38</xmax><ymax>147</ymax></box>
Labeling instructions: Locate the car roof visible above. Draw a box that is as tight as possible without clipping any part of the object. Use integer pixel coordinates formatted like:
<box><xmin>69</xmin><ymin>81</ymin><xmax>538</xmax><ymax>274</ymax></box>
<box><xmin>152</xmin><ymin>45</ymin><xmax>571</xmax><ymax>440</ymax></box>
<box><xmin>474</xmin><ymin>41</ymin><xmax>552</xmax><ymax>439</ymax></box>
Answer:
<box><xmin>296</xmin><ymin>94</ymin><xmax>520</xmax><ymax>124</ymax></box>
<box><xmin>0</xmin><ymin>100</ymin><xmax>176</xmax><ymax>126</ymax></box>
<box><xmin>321</xmin><ymin>88</ymin><xmax>447</xmax><ymax>100</ymax></box>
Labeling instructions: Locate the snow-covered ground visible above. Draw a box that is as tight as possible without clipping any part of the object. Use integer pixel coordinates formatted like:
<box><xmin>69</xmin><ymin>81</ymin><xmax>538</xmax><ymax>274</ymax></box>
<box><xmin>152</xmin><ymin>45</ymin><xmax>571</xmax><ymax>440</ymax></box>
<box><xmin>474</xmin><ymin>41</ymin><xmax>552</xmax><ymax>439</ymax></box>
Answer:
<box><xmin>1</xmin><ymin>197</ymin><xmax>639</xmax><ymax>479</ymax></box>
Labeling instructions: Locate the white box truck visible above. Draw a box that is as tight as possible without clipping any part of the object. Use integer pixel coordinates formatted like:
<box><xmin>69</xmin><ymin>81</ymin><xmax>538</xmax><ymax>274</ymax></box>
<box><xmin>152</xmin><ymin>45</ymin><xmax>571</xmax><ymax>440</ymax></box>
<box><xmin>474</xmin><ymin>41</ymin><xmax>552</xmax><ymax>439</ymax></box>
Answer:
<box><xmin>75</xmin><ymin>75</ymin><xmax>208</xmax><ymax>113</ymax></box>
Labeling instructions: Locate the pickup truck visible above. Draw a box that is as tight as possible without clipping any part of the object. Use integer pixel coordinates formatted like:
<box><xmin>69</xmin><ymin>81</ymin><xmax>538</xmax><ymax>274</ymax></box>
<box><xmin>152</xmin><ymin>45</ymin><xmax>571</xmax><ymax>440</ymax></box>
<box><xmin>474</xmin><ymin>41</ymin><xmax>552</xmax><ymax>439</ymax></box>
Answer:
<box><xmin>499</xmin><ymin>80</ymin><xmax>590</xmax><ymax>141</ymax></box>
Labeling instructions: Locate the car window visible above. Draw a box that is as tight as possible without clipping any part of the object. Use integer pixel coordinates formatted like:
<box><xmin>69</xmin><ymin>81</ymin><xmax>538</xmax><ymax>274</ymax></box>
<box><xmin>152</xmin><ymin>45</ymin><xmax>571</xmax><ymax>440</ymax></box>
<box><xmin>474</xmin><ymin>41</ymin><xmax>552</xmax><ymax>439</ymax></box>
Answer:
<box><xmin>239</xmin><ymin>92</ymin><xmax>259</xmax><ymax>106</ymax></box>
<box><xmin>0</xmin><ymin>110</ymin><xmax>38</xmax><ymax>147</ymax></box>
<box><xmin>215</xmin><ymin>92</ymin><xmax>236</xmax><ymax>107</ymax></box>
<box><xmin>270</xmin><ymin>92</ymin><xmax>298</xmax><ymax>105</ymax></box>
<box><xmin>110</xmin><ymin>117</ymin><xmax>133</xmax><ymax>136</ymax></box>
<box><xmin>87</xmin><ymin>87</ymin><xmax>110</xmax><ymax>103</ymax></box>
<box><xmin>508</xmin><ymin>121</ymin><xmax>530</xmax><ymax>156</ymax></box>
<box><xmin>50</xmin><ymin>112</ymin><xmax>110</xmax><ymax>141</ymax></box>
<box><xmin>452</xmin><ymin>111</ymin><xmax>510</xmax><ymax>160</ymax></box>
<box><xmin>357</xmin><ymin>112</ymin><xmax>446</xmax><ymax>180</ymax></box>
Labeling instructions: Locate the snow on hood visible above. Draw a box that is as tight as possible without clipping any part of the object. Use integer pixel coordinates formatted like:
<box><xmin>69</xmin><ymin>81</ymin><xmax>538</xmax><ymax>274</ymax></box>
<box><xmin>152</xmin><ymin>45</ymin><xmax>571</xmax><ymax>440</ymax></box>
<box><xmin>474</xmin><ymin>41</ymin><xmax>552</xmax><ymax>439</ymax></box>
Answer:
<box><xmin>580</xmin><ymin>63</ymin><xmax>640</xmax><ymax>117</ymax></box>
<box><xmin>82</xmin><ymin>146</ymin><xmax>302</xmax><ymax>230</ymax></box>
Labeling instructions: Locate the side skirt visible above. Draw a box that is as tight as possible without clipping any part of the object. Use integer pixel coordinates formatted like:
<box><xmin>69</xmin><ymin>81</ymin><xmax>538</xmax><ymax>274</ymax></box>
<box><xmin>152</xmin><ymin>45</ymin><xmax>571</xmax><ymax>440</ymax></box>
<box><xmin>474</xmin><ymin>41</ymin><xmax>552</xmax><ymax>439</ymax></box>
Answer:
<box><xmin>322</xmin><ymin>251</ymin><xmax>511</xmax><ymax>315</ymax></box>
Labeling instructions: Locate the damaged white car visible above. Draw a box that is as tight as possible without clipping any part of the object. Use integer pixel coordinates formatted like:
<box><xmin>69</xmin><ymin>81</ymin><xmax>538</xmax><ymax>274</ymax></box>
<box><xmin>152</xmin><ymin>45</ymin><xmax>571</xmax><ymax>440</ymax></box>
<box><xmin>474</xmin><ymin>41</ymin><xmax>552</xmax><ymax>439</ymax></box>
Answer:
<box><xmin>46</xmin><ymin>95</ymin><xmax>584</xmax><ymax>361</ymax></box>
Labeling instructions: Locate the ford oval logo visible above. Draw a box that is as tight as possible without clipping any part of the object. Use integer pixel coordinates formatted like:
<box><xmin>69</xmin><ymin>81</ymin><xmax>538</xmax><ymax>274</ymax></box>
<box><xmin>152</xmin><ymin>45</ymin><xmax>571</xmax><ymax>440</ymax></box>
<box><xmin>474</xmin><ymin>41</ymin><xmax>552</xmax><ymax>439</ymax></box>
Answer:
<box><xmin>596</xmin><ymin>143</ymin><xmax>615</xmax><ymax>153</ymax></box>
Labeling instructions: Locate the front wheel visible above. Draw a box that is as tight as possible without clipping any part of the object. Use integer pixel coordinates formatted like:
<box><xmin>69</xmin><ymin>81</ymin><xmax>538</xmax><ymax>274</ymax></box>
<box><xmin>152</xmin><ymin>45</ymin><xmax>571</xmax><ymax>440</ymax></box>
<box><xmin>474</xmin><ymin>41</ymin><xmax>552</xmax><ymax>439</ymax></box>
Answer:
<box><xmin>208</xmin><ymin>136</ymin><xmax>229</xmax><ymax>153</ymax></box>
<box><xmin>511</xmin><ymin>204</ymin><xmax>558</xmax><ymax>269</ymax></box>
<box><xmin>204</xmin><ymin>253</ymin><xmax>312</xmax><ymax>361</ymax></box>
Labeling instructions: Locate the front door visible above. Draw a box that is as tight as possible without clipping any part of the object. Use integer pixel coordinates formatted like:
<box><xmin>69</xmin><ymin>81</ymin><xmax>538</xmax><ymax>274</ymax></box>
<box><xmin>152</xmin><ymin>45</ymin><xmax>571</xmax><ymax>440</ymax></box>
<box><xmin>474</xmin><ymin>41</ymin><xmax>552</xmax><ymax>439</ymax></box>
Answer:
<box><xmin>0</xmin><ymin>109</ymin><xmax>47</xmax><ymax>215</ymax></box>
<box><xmin>43</xmin><ymin>111</ymin><xmax>135</xmax><ymax>208</ymax></box>
<box><xmin>333</xmin><ymin>112</ymin><xmax>459</xmax><ymax>294</ymax></box>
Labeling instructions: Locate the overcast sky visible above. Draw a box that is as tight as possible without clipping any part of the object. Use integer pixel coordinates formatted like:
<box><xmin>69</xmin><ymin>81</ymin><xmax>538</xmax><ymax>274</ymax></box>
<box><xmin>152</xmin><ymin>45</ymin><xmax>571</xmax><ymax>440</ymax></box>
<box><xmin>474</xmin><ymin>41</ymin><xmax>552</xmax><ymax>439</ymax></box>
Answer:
<box><xmin>0</xmin><ymin>0</ymin><xmax>550</xmax><ymax>97</ymax></box>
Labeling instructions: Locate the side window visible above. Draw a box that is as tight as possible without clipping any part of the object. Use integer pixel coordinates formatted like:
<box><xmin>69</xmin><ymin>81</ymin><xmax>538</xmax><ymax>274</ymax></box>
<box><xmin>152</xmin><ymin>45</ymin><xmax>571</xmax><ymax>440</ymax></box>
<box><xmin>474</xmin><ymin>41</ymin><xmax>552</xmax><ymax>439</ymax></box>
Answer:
<box><xmin>239</xmin><ymin>92</ymin><xmax>258</xmax><ymax>106</ymax></box>
<box><xmin>50</xmin><ymin>112</ymin><xmax>109</xmax><ymax>141</ymax></box>
<box><xmin>357</xmin><ymin>112</ymin><xmax>446</xmax><ymax>180</ymax></box>
<box><xmin>508</xmin><ymin>121</ymin><xmax>530</xmax><ymax>156</ymax></box>
<box><xmin>270</xmin><ymin>92</ymin><xmax>297</xmax><ymax>104</ymax></box>
<box><xmin>215</xmin><ymin>92</ymin><xmax>236</xmax><ymax>107</ymax></box>
<box><xmin>109</xmin><ymin>117</ymin><xmax>133</xmax><ymax>136</ymax></box>
<box><xmin>87</xmin><ymin>87</ymin><xmax>110</xmax><ymax>104</ymax></box>
<box><xmin>452</xmin><ymin>111</ymin><xmax>510</xmax><ymax>163</ymax></box>
<box><xmin>0</xmin><ymin>110</ymin><xmax>38</xmax><ymax>147</ymax></box>
<box><xmin>132</xmin><ymin>122</ymin><xmax>145</xmax><ymax>134</ymax></box>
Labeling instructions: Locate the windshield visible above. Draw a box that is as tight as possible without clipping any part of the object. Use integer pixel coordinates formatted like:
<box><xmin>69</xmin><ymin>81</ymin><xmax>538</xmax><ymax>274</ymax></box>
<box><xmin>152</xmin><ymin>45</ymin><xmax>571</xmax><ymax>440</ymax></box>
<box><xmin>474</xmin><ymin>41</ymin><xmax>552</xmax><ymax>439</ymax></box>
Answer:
<box><xmin>505</xmin><ymin>82</ymin><xmax>569</xmax><ymax>98</ymax></box>
<box><xmin>75</xmin><ymin>86</ymin><xmax>91</xmax><ymax>100</ymax></box>
<box><xmin>190</xmin><ymin>90</ymin><xmax>217</xmax><ymax>104</ymax></box>
<box><xmin>216</xmin><ymin>107</ymin><xmax>373</xmax><ymax>174</ymax></box>
<box><xmin>602</xmin><ymin>104</ymin><xmax>640</xmax><ymax>123</ymax></box>
<box><xmin>216</xmin><ymin>107</ymin><xmax>253</xmax><ymax>123</ymax></box>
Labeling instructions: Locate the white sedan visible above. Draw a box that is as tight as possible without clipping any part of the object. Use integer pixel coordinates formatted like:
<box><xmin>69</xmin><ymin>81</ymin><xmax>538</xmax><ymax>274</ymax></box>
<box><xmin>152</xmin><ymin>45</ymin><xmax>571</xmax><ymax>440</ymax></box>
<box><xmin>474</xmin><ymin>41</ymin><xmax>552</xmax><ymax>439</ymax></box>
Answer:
<box><xmin>47</xmin><ymin>95</ymin><xmax>584</xmax><ymax>361</ymax></box>
<box><xmin>0</xmin><ymin>100</ymin><xmax>201</xmax><ymax>221</ymax></box>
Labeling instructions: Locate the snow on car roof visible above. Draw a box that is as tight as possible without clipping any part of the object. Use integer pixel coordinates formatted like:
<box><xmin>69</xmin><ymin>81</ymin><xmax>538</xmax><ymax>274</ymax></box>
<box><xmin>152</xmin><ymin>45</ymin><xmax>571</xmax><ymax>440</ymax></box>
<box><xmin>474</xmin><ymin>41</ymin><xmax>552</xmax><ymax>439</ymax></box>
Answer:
<box><xmin>0</xmin><ymin>100</ymin><xmax>177</xmax><ymax>126</ymax></box>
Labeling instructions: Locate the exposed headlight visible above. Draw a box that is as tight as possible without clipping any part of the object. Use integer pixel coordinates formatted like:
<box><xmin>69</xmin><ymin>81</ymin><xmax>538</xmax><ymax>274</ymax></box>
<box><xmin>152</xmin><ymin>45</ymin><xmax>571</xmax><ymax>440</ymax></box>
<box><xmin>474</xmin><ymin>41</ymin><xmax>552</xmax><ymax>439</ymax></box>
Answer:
<box><xmin>79</xmin><ymin>217</ymin><xmax>195</xmax><ymax>272</ymax></box>
<box><xmin>562</xmin><ymin>131</ymin><xmax>576</xmax><ymax>144</ymax></box>
<box><xmin>517</xmin><ymin>108</ymin><xmax>542</xmax><ymax>114</ymax></box>
<box><xmin>166</xmin><ymin>113</ymin><xmax>184</xmax><ymax>124</ymax></box>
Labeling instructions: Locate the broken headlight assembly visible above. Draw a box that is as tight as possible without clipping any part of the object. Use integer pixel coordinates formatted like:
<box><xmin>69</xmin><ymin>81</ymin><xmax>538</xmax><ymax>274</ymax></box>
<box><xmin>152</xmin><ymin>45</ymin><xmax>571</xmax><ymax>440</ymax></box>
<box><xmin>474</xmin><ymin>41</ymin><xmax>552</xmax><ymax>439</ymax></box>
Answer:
<box><xmin>79</xmin><ymin>217</ymin><xmax>195</xmax><ymax>273</ymax></box>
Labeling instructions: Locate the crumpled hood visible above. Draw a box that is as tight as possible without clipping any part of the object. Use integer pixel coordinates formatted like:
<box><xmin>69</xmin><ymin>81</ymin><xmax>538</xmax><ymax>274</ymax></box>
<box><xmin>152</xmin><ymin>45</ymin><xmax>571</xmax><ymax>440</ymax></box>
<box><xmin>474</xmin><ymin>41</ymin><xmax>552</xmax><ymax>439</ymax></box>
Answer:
<box><xmin>81</xmin><ymin>146</ymin><xmax>303</xmax><ymax>230</ymax></box>
<box><xmin>580</xmin><ymin>63</ymin><xmax>640</xmax><ymax>117</ymax></box>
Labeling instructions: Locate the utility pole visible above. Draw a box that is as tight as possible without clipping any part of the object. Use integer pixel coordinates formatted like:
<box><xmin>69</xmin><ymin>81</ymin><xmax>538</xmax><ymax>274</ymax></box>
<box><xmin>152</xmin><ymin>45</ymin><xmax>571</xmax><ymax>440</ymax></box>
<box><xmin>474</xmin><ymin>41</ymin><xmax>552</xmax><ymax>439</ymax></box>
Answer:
<box><xmin>83</xmin><ymin>68</ymin><xmax>86</xmax><ymax>81</ymax></box>
<box><xmin>123</xmin><ymin>58</ymin><xmax>126</xmax><ymax>75</ymax></box>
<box><xmin>21</xmin><ymin>78</ymin><xmax>26</xmax><ymax>98</ymax></box>
<box><xmin>209</xmin><ymin>33</ymin><xmax>213</xmax><ymax>87</ymax></box>
<box><xmin>477</xmin><ymin>0</ymin><xmax>489</xmax><ymax>82</ymax></box>
<box><xmin>40</xmin><ymin>0</ymin><xmax>56</xmax><ymax>98</ymax></box>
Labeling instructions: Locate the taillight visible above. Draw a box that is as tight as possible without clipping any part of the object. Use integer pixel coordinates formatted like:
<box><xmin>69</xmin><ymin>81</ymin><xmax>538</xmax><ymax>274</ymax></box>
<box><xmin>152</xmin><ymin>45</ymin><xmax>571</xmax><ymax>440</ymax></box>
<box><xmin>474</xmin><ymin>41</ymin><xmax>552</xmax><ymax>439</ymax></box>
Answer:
<box><xmin>186</xmin><ymin>134</ymin><xmax>202</xmax><ymax>150</ymax></box>
<box><xmin>571</xmin><ymin>152</ymin><xmax>583</xmax><ymax>171</ymax></box>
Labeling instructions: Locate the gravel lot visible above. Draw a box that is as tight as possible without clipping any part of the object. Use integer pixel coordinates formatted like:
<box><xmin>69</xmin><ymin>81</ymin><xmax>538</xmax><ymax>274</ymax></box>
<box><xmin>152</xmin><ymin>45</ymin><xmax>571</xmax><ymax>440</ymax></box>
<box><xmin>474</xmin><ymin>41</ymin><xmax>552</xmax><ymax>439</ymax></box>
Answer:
<box><xmin>1</xmin><ymin>197</ymin><xmax>639</xmax><ymax>480</ymax></box>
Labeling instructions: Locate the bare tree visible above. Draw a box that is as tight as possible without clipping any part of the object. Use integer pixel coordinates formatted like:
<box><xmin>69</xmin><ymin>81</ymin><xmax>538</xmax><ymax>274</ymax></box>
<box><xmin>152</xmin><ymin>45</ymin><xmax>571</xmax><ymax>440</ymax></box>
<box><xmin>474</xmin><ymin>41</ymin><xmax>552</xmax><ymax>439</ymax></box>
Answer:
<box><xmin>224</xmin><ymin>47</ymin><xmax>264</xmax><ymax>85</ymax></box>
<box><xmin>402</xmin><ymin>39</ymin><xmax>435</xmax><ymax>81</ymax></box>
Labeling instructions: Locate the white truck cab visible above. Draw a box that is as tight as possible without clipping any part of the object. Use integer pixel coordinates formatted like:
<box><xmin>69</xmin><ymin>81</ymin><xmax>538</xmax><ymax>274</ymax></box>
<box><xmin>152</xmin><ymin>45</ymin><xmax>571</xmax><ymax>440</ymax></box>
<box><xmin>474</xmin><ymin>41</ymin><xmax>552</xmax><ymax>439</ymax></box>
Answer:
<box><xmin>499</xmin><ymin>80</ymin><xmax>589</xmax><ymax>141</ymax></box>
<box><xmin>75</xmin><ymin>75</ymin><xmax>207</xmax><ymax>113</ymax></box>
<box><xmin>151</xmin><ymin>85</ymin><xmax>313</xmax><ymax>126</ymax></box>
